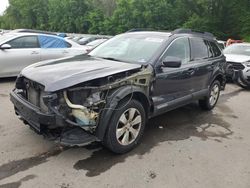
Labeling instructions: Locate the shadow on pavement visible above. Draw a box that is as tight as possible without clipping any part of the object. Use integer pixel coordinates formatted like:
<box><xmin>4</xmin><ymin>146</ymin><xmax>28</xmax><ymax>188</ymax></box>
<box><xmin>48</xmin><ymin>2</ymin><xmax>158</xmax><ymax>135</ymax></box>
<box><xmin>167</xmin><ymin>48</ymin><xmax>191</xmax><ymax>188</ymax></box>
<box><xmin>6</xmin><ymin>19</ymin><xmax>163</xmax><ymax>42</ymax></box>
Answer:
<box><xmin>74</xmin><ymin>89</ymin><xmax>241</xmax><ymax>177</ymax></box>
<box><xmin>0</xmin><ymin>77</ymin><xmax>16</xmax><ymax>84</ymax></box>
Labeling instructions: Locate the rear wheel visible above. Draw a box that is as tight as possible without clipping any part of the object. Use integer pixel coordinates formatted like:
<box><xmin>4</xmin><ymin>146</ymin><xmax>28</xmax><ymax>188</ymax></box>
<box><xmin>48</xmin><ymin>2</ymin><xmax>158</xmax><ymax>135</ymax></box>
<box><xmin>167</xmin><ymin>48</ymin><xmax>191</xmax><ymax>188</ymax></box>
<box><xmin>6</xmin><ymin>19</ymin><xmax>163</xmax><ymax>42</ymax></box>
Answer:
<box><xmin>199</xmin><ymin>80</ymin><xmax>221</xmax><ymax>110</ymax></box>
<box><xmin>104</xmin><ymin>99</ymin><xmax>146</xmax><ymax>154</ymax></box>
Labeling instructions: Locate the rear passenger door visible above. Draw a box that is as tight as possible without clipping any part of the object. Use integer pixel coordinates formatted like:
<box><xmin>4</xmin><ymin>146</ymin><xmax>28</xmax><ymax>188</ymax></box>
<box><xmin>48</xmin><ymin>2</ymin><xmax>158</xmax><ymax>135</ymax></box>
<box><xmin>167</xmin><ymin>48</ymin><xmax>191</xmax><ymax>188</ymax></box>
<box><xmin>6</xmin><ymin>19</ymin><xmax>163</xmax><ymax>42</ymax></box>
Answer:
<box><xmin>189</xmin><ymin>38</ymin><xmax>223</xmax><ymax>96</ymax></box>
<box><xmin>38</xmin><ymin>35</ymin><xmax>71</xmax><ymax>61</ymax></box>
<box><xmin>189</xmin><ymin>37</ymin><xmax>212</xmax><ymax>94</ymax></box>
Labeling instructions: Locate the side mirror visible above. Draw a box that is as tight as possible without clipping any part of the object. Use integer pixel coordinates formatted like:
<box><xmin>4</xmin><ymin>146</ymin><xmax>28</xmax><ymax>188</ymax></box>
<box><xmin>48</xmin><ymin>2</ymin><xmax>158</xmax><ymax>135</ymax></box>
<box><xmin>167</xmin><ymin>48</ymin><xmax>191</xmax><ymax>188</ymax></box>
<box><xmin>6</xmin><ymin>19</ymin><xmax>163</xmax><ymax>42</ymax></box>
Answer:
<box><xmin>162</xmin><ymin>56</ymin><xmax>182</xmax><ymax>68</ymax></box>
<box><xmin>0</xmin><ymin>44</ymin><xmax>12</xmax><ymax>50</ymax></box>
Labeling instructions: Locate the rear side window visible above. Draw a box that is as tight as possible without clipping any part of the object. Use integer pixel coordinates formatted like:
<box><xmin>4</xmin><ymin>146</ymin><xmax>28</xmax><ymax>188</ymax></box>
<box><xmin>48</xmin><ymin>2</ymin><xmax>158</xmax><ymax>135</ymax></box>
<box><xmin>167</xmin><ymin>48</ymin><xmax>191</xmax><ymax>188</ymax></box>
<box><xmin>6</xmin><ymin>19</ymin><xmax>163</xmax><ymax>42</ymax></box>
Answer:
<box><xmin>38</xmin><ymin>35</ymin><xmax>68</xmax><ymax>48</ymax></box>
<box><xmin>8</xmin><ymin>36</ymin><xmax>39</xmax><ymax>49</ymax></box>
<box><xmin>190</xmin><ymin>38</ymin><xmax>209</xmax><ymax>60</ymax></box>
<box><xmin>209</xmin><ymin>41</ymin><xmax>222</xmax><ymax>57</ymax></box>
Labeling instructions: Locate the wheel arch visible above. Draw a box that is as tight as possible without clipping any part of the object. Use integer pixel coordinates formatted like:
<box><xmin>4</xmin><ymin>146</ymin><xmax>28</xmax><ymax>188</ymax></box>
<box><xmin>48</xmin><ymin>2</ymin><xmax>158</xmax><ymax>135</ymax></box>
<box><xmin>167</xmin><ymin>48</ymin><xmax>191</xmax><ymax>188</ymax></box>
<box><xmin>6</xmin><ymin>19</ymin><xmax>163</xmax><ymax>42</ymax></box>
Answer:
<box><xmin>95</xmin><ymin>86</ymin><xmax>150</xmax><ymax>141</ymax></box>
<box><xmin>211</xmin><ymin>73</ymin><xmax>226</xmax><ymax>90</ymax></box>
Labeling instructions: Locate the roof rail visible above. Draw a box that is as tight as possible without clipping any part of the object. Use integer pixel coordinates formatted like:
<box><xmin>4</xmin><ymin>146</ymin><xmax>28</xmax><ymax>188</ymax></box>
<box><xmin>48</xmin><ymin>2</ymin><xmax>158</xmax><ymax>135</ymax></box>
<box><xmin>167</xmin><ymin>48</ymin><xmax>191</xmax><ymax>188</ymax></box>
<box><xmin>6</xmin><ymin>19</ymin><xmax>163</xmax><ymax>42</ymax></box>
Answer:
<box><xmin>172</xmin><ymin>28</ymin><xmax>214</xmax><ymax>38</ymax></box>
<box><xmin>10</xmin><ymin>29</ymin><xmax>57</xmax><ymax>36</ymax></box>
<box><xmin>126</xmin><ymin>28</ymin><xmax>155</xmax><ymax>33</ymax></box>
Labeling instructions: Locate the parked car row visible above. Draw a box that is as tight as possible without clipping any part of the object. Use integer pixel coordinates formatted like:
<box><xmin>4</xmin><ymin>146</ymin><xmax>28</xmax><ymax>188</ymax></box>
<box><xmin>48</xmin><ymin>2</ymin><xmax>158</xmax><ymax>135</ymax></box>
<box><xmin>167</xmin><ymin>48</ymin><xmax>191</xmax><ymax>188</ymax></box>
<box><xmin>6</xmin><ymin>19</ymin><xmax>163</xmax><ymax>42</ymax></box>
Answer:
<box><xmin>0</xmin><ymin>30</ymin><xmax>111</xmax><ymax>78</ymax></box>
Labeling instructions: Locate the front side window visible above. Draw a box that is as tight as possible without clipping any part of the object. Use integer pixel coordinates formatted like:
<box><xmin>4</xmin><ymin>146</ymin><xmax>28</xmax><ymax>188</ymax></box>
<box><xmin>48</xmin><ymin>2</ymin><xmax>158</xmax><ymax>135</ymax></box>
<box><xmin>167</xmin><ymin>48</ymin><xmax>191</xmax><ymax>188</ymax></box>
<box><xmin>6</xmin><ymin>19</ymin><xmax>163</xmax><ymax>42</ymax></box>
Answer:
<box><xmin>190</xmin><ymin>38</ymin><xmax>209</xmax><ymax>60</ymax></box>
<box><xmin>164</xmin><ymin>37</ymin><xmax>190</xmax><ymax>63</ymax></box>
<box><xmin>38</xmin><ymin>35</ymin><xmax>68</xmax><ymax>48</ymax></box>
<box><xmin>8</xmin><ymin>36</ymin><xmax>39</xmax><ymax>49</ymax></box>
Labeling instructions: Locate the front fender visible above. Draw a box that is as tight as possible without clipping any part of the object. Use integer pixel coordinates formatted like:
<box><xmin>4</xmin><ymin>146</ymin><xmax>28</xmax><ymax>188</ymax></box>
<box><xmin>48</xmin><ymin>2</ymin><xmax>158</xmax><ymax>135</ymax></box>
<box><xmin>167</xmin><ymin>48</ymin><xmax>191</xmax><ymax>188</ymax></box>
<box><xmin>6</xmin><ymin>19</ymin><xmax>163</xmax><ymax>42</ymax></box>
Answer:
<box><xmin>95</xmin><ymin>85</ymin><xmax>148</xmax><ymax>141</ymax></box>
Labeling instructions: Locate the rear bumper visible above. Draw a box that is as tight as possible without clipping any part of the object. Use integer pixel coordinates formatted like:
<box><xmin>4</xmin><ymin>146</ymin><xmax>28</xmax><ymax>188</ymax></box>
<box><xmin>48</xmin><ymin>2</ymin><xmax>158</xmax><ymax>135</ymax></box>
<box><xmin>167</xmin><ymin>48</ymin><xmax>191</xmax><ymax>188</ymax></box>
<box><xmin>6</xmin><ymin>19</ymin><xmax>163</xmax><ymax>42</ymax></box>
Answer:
<box><xmin>10</xmin><ymin>90</ymin><xmax>97</xmax><ymax>146</ymax></box>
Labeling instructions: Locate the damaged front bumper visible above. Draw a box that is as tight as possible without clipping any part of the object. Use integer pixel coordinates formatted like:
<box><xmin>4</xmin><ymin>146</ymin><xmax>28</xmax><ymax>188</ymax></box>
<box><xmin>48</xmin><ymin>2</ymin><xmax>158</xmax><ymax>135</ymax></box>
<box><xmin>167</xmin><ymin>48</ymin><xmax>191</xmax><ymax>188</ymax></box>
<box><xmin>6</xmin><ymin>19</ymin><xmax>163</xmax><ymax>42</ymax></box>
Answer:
<box><xmin>10</xmin><ymin>90</ymin><xmax>98</xmax><ymax>146</ymax></box>
<box><xmin>233</xmin><ymin>66</ymin><xmax>250</xmax><ymax>85</ymax></box>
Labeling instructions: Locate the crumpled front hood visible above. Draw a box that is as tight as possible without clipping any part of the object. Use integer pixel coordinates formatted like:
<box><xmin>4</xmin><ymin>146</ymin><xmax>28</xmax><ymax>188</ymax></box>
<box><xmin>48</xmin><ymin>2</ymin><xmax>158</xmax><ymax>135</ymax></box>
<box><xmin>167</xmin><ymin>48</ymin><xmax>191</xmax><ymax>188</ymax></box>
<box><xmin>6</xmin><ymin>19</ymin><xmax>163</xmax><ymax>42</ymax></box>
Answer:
<box><xmin>225</xmin><ymin>54</ymin><xmax>250</xmax><ymax>63</ymax></box>
<box><xmin>21</xmin><ymin>55</ymin><xmax>142</xmax><ymax>92</ymax></box>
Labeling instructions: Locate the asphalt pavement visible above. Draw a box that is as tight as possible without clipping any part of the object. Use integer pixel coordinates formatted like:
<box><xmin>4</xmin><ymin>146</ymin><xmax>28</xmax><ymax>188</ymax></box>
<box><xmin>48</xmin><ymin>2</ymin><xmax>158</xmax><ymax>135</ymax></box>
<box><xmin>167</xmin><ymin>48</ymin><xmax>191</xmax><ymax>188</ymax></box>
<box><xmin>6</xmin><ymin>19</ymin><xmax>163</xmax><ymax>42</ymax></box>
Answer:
<box><xmin>0</xmin><ymin>78</ymin><xmax>249</xmax><ymax>188</ymax></box>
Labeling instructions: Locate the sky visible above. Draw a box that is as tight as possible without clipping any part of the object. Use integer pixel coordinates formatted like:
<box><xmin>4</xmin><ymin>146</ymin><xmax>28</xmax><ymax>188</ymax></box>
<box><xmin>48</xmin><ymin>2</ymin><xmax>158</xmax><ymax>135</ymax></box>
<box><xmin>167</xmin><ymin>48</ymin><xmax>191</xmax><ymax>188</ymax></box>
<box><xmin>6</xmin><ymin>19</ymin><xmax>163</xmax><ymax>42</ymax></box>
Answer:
<box><xmin>0</xmin><ymin>0</ymin><xmax>9</xmax><ymax>15</ymax></box>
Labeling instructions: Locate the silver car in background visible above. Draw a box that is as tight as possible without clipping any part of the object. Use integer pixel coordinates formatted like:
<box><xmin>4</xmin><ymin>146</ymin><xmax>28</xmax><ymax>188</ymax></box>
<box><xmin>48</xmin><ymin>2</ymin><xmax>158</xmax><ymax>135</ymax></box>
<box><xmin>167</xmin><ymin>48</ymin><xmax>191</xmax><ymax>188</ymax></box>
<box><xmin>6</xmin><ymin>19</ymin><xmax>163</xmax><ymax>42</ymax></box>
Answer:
<box><xmin>224</xmin><ymin>43</ymin><xmax>250</xmax><ymax>89</ymax></box>
<box><xmin>0</xmin><ymin>33</ymin><xmax>87</xmax><ymax>78</ymax></box>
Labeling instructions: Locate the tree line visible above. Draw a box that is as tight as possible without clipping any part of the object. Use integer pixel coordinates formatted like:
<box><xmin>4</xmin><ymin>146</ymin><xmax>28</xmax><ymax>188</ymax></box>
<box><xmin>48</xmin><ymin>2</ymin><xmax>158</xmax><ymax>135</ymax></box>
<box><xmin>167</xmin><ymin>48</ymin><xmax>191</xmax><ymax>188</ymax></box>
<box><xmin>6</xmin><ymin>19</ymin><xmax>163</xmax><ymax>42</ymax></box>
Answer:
<box><xmin>0</xmin><ymin>0</ymin><xmax>250</xmax><ymax>41</ymax></box>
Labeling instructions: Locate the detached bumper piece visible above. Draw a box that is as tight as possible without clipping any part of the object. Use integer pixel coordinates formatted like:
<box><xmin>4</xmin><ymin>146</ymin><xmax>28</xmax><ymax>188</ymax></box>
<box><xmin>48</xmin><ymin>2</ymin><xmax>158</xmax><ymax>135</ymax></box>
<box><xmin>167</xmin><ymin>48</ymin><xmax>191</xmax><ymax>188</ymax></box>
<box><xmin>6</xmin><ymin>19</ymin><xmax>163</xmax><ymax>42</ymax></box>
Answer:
<box><xmin>10</xmin><ymin>90</ymin><xmax>97</xmax><ymax>147</ymax></box>
<box><xmin>59</xmin><ymin>128</ymin><xmax>97</xmax><ymax>147</ymax></box>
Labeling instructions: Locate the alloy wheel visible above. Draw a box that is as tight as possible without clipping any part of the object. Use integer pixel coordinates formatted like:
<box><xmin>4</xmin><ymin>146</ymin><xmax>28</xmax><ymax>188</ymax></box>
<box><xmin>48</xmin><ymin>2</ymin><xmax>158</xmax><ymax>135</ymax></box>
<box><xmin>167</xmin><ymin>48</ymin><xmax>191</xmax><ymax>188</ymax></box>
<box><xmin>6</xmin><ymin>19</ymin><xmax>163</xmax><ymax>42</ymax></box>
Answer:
<box><xmin>209</xmin><ymin>84</ymin><xmax>220</xmax><ymax>106</ymax></box>
<box><xmin>116</xmin><ymin>108</ymin><xmax>142</xmax><ymax>146</ymax></box>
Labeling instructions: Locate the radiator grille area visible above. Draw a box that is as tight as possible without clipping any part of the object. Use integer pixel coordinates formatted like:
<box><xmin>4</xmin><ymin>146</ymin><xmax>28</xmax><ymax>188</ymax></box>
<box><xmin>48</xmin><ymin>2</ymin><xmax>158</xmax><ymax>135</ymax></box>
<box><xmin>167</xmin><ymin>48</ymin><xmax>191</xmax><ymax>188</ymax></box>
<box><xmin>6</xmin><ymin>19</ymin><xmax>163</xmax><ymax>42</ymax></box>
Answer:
<box><xmin>23</xmin><ymin>78</ymin><xmax>48</xmax><ymax>113</ymax></box>
<box><xmin>227</xmin><ymin>62</ymin><xmax>245</xmax><ymax>70</ymax></box>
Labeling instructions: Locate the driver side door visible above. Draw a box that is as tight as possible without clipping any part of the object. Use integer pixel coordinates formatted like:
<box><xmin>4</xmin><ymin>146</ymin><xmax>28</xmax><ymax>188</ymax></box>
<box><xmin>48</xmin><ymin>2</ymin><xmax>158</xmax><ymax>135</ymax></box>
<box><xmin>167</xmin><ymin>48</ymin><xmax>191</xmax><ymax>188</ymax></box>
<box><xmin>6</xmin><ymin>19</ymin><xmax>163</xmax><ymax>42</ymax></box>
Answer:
<box><xmin>0</xmin><ymin>35</ymin><xmax>41</xmax><ymax>77</ymax></box>
<box><xmin>152</xmin><ymin>37</ymin><xmax>196</xmax><ymax>115</ymax></box>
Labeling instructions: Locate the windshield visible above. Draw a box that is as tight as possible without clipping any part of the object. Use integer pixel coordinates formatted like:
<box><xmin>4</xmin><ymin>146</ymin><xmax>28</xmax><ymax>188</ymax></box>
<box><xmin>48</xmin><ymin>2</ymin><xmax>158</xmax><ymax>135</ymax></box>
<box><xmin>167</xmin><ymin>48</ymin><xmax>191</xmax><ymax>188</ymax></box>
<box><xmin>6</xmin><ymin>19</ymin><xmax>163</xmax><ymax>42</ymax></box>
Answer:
<box><xmin>89</xmin><ymin>33</ymin><xmax>167</xmax><ymax>64</ymax></box>
<box><xmin>224</xmin><ymin>44</ymin><xmax>250</xmax><ymax>56</ymax></box>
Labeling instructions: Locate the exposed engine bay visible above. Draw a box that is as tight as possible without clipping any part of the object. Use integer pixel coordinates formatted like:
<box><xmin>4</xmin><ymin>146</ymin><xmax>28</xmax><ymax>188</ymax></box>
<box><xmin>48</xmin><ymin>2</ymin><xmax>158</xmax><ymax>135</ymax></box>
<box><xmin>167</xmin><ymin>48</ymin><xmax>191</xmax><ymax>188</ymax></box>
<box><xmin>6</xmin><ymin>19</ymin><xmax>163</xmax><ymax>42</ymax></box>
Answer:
<box><xmin>12</xmin><ymin>65</ymin><xmax>153</xmax><ymax>145</ymax></box>
<box><xmin>56</xmin><ymin>65</ymin><xmax>153</xmax><ymax>131</ymax></box>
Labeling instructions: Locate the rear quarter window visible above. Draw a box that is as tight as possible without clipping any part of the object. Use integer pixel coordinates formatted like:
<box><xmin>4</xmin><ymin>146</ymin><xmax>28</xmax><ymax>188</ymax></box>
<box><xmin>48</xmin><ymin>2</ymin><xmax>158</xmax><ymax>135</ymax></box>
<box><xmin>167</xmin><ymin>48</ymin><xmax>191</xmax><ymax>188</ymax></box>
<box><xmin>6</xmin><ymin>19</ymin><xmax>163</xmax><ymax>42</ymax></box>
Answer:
<box><xmin>209</xmin><ymin>41</ymin><xmax>222</xmax><ymax>57</ymax></box>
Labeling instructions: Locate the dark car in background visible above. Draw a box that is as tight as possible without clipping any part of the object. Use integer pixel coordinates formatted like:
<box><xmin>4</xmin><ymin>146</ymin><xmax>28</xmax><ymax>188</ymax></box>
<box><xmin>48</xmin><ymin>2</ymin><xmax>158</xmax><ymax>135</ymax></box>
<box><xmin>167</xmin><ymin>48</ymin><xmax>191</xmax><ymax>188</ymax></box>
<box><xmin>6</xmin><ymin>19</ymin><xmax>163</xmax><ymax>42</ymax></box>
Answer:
<box><xmin>10</xmin><ymin>29</ymin><xmax>226</xmax><ymax>153</ymax></box>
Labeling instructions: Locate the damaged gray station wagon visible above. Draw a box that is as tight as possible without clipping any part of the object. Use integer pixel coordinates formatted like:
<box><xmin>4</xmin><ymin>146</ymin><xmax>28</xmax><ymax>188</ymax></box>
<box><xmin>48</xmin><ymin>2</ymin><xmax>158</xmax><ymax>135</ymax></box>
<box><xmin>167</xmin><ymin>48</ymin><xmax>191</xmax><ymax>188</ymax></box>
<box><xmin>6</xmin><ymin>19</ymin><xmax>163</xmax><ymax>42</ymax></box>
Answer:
<box><xmin>10</xmin><ymin>29</ymin><xmax>226</xmax><ymax>153</ymax></box>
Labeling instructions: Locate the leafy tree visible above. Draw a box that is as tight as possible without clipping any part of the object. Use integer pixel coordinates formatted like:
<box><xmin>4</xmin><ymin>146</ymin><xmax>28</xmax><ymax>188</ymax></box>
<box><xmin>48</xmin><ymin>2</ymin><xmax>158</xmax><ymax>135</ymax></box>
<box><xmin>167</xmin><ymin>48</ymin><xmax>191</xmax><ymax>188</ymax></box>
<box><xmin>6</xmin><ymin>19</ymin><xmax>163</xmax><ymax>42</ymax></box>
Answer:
<box><xmin>0</xmin><ymin>0</ymin><xmax>250</xmax><ymax>41</ymax></box>
<box><xmin>92</xmin><ymin>0</ymin><xmax>117</xmax><ymax>16</ymax></box>
<box><xmin>1</xmin><ymin>0</ymin><xmax>49</xmax><ymax>29</ymax></box>
<box><xmin>48</xmin><ymin>0</ymin><xmax>89</xmax><ymax>33</ymax></box>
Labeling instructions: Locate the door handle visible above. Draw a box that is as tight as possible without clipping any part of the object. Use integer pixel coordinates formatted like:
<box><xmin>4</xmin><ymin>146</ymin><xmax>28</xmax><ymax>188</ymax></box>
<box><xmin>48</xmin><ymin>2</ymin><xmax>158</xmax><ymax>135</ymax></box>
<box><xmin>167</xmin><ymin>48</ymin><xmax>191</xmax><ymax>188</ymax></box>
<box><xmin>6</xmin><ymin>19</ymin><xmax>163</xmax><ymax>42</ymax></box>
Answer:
<box><xmin>31</xmin><ymin>51</ymin><xmax>39</xmax><ymax>55</ymax></box>
<box><xmin>186</xmin><ymin>68</ymin><xmax>196</xmax><ymax>75</ymax></box>
<box><xmin>62</xmin><ymin>50</ymin><xmax>69</xmax><ymax>54</ymax></box>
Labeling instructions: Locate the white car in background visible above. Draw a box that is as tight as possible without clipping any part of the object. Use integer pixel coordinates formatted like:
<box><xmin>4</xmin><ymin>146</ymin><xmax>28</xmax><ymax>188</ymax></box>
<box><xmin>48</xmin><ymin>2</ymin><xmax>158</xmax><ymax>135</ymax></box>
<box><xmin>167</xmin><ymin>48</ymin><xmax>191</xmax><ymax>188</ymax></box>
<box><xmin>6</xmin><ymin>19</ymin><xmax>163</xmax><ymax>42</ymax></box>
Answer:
<box><xmin>0</xmin><ymin>33</ymin><xmax>87</xmax><ymax>78</ymax></box>
<box><xmin>224</xmin><ymin>43</ymin><xmax>250</xmax><ymax>89</ymax></box>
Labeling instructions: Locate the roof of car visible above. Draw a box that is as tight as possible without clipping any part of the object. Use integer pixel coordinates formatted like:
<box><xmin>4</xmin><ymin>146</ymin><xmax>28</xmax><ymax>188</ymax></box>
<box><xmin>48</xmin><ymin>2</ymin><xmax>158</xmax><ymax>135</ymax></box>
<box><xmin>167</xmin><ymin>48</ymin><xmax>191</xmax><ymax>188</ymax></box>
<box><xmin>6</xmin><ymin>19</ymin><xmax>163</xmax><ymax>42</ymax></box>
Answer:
<box><xmin>124</xmin><ymin>31</ymin><xmax>172</xmax><ymax>37</ymax></box>
<box><xmin>125</xmin><ymin>29</ymin><xmax>215</xmax><ymax>40</ymax></box>
<box><xmin>12</xmin><ymin>32</ymin><xmax>50</xmax><ymax>36</ymax></box>
<box><xmin>10</xmin><ymin>29</ymin><xmax>57</xmax><ymax>35</ymax></box>
<box><xmin>4</xmin><ymin>32</ymin><xmax>64</xmax><ymax>39</ymax></box>
<box><xmin>230</xmin><ymin>42</ymin><xmax>250</xmax><ymax>46</ymax></box>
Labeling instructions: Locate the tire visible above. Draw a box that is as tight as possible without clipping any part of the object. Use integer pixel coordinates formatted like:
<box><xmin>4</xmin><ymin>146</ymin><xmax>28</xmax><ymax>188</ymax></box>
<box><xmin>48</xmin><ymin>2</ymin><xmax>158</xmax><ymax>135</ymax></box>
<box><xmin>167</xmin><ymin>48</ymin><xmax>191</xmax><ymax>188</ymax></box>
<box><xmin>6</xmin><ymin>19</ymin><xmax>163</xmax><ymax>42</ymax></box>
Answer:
<box><xmin>199</xmin><ymin>80</ymin><xmax>221</xmax><ymax>110</ymax></box>
<box><xmin>103</xmin><ymin>99</ymin><xmax>146</xmax><ymax>154</ymax></box>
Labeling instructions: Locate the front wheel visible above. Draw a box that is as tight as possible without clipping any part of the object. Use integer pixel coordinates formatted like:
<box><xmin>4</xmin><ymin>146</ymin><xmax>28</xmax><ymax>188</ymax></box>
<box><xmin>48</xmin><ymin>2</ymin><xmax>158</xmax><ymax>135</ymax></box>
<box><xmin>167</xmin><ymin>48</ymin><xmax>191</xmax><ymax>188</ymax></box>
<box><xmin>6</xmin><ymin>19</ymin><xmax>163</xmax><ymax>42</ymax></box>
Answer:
<box><xmin>104</xmin><ymin>99</ymin><xmax>146</xmax><ymax>154</ymax></box>
<box><xmin>199</xmin><ymin>80</ymin><xmax>221</xmax><ymax>110</ymax></box>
